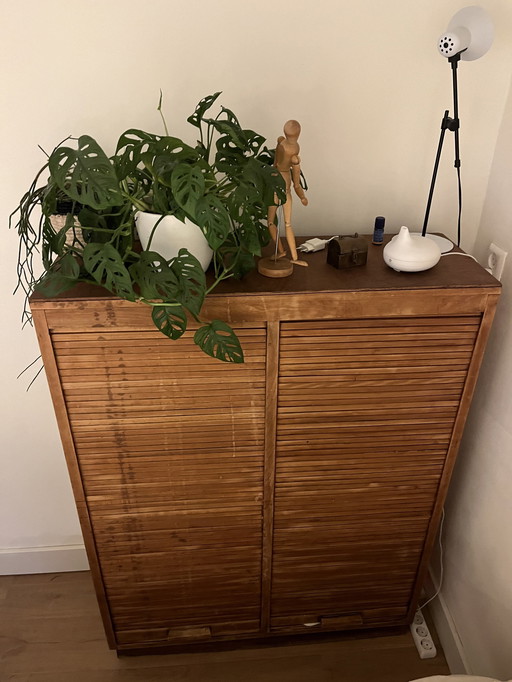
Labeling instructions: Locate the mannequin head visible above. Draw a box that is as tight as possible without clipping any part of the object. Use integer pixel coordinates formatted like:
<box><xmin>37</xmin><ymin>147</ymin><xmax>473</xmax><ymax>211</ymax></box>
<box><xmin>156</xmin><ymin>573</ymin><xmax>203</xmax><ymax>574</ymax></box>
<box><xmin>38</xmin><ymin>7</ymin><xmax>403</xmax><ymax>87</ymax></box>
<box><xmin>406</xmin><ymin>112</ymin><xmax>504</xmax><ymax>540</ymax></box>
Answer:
<box><xmin>283</xmin><ymin>120</ymin><xmax>301</xmax><ymax>140</ymax></box>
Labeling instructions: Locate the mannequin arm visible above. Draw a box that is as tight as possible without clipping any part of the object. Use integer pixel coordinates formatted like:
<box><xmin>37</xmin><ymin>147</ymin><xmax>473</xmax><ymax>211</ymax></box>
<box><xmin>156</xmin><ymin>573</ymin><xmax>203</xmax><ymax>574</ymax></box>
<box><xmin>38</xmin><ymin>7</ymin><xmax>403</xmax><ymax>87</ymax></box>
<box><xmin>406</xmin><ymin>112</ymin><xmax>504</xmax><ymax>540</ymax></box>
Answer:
<box><xmin>291</xmin><ymin>163</ymin><xmax>308</xmax><ymax>205</ymax></box>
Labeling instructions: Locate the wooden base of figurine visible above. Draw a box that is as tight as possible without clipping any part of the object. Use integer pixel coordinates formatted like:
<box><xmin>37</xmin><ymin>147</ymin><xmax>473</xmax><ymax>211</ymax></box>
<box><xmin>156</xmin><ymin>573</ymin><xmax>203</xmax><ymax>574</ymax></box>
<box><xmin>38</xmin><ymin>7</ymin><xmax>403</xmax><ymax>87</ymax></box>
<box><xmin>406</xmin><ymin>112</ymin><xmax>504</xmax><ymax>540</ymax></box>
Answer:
<box><xmin>257</xmin><ymin>256</ymin><xmax>294</xmax><ymax>278</ymax></box>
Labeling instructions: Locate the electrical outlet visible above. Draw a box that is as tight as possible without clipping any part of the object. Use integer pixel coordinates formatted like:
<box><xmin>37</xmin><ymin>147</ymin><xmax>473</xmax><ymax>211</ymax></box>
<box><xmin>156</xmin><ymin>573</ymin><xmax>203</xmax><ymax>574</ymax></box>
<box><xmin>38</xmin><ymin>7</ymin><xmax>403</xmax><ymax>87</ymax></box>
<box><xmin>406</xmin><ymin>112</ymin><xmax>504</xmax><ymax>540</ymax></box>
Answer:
<box><xmin>410</xmin><ymin>609</ymin><xmax>437</xmax><ymax>659</ymax></box>
<box><xmin>413</xmin><ymin>612</ymin><xmax>424</xmax><ymax>626</ymax></box>
<box><xmin>486</xmin><ymin>243</ymin><xmax>508</xmax><ymax>280</ymax></box>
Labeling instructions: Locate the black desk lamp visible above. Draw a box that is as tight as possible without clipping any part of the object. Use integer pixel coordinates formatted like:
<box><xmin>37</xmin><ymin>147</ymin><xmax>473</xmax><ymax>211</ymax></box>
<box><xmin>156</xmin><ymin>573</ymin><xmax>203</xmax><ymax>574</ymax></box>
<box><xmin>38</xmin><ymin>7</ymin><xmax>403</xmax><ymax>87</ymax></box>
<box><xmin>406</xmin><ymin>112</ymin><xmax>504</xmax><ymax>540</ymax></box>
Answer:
<box><xmin>422</xmin><ymin>6</ymin><xmax>494</xmax><ymax>246</ymax></box>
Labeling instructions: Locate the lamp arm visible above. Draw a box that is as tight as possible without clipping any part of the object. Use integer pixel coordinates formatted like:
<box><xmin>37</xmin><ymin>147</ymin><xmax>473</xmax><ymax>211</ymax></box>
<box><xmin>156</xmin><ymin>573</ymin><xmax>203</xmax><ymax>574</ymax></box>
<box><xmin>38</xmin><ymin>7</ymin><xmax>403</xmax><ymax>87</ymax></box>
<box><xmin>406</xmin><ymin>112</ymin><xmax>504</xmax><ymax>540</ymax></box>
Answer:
<box><xmin>421</xmin><ymin>54</ymin><xmax>462</xmax><ymax>245</ymax></box>
<box><xmin>421</xmin><ymin>111</ymin><xmax>451</xmax><ymax>237</ymax></box>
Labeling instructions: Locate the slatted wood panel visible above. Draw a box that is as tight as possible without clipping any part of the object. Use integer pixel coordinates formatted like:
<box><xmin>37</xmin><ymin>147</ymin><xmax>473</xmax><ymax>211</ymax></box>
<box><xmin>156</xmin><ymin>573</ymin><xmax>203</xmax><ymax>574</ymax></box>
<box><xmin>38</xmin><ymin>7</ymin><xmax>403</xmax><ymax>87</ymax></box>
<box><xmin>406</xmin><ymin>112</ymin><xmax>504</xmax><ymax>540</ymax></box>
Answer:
<box><xmin>52</xmin><ymin>325</ymin><xmax>267</xmax><ymax>646</ymax></box>
<box><xmin>271</xmin><ymin>316</ymin><xmax>481</xmax><ymax>631</ymax></box>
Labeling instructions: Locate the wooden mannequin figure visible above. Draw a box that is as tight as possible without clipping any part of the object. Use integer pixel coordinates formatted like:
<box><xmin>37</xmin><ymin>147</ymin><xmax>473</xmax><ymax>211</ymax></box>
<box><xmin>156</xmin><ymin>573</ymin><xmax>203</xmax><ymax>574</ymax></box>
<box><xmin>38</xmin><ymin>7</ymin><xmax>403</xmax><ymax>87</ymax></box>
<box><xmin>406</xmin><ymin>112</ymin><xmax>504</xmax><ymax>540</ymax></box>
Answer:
<box><xmin>267</xmin><ymin>119</ymin><xmax>309</xmax><ymax>267</ymax></box>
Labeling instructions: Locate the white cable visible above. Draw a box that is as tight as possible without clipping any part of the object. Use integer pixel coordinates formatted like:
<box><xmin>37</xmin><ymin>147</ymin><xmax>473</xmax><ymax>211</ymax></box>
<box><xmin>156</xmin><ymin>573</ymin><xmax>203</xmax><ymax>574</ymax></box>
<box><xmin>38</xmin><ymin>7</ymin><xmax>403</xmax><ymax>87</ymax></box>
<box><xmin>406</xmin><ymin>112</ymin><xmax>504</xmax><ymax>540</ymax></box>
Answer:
<box><xmin>297</xmin><ymin>236</ymin><xmax>339</xmax><ymax>253</ymax></box>
<box><xmin>419</xmin><ymin>507</ymin><xmax>445</xmax><ymax>610</ymax></box>
<box><xmin>441</xmin><ymin>252</ymin><xmax>478</xmax><ymax>262</ymax></box>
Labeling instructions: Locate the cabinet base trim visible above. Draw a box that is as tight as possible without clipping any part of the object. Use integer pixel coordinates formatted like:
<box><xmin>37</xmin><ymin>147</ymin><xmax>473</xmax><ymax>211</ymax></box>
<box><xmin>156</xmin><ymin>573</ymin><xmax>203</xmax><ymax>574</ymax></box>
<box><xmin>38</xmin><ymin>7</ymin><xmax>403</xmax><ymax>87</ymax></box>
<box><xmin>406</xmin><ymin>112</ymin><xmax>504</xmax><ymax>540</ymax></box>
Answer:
<box><xmin>117</xmin><ymin>622</ymin><xmax>410</xmax><ymax>655</ymax></box>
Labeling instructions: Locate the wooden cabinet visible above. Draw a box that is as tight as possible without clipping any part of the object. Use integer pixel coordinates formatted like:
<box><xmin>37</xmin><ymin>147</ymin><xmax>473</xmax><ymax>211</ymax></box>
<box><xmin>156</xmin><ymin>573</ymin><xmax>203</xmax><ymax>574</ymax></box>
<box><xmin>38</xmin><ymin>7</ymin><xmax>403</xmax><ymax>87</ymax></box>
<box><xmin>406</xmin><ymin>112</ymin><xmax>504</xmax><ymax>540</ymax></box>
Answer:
<box><xmin>31</xmin><ymin>237</ymin><xmax>500</xmax><ymax>653</ymax></box>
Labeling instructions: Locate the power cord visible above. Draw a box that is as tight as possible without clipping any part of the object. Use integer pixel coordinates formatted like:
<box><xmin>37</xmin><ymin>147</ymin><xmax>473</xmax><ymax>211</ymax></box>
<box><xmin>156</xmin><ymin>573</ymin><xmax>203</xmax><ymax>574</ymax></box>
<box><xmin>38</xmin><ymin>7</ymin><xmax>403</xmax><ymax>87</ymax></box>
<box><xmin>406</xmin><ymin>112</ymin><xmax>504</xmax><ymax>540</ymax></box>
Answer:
<box><xmin>419</xmin><ymin>507</ymin><xmax>445</xmax><ymax>610</ymax></box>
<box><xmin>441</xmin><ymin>252</ymin><xmax>478</xmax><ymax>262</ymax></box>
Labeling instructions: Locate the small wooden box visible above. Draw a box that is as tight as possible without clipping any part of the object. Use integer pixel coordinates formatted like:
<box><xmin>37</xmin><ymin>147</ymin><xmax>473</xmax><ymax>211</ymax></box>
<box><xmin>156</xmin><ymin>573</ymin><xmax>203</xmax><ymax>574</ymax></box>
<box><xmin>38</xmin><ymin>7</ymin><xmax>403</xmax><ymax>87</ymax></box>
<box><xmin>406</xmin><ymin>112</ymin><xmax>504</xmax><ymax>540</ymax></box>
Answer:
<box><xmin>327</xmin><ymin>234</ymin><xmax>368</xmax><ymax>269</ymax></box>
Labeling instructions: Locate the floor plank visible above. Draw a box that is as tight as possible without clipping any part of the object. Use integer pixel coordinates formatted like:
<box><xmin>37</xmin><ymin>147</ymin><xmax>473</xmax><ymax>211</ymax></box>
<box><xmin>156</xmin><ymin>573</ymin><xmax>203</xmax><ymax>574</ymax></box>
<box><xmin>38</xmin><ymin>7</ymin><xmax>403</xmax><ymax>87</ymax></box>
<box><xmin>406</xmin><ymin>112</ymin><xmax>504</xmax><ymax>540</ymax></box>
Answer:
<box><xmin>0</xmin><ymin>572</ymin><xmax>450</xmax><ymax>682</ymax></box>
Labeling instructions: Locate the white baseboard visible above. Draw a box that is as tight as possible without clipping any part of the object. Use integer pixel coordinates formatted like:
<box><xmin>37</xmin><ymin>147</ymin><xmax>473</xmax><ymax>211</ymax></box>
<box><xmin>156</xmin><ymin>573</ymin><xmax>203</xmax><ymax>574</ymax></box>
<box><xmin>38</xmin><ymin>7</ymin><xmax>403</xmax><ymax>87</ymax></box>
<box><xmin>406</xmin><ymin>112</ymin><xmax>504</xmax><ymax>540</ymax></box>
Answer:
<box><xmin>0</xmin><ymin>544</ymin><xmax>89</xmax><ymax>575</ymax></box>
<box><xmin>426</xmin><ymin>570</ymin><xmax>470</xmax><ymax>675</ymax></box>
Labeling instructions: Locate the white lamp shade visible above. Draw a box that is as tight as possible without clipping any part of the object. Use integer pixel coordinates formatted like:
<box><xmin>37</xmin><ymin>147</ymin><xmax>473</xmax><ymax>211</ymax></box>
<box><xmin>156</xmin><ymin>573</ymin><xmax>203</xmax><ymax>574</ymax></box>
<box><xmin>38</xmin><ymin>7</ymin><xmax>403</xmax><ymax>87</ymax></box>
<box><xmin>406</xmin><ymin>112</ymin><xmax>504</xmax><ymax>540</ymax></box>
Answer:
<box><xmin>438</xmin><ymin>5</ymin><xmax>494</xmax><ymax>61</ymax></box>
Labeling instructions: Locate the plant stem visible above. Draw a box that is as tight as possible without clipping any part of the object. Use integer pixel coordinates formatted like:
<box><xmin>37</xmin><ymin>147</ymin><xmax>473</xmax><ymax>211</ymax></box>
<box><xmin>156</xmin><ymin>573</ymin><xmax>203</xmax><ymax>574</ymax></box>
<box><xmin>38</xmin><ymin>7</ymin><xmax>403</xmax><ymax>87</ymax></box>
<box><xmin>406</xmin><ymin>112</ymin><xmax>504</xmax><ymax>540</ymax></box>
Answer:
<box><xmin>120</xmin><ymin>191</ymin><xmax>150</xmax><ymax>212</ymax></box>
<box><xmin>139</xmin><ymin>299</ymin><xmax>182</xmax><ymax>307</ymax></box>
<box><xmin>145</xmin><ymin>214</ymin><xmax>166</xmax><ymax>251</ymax></box>
<box><xmin>157</xmin><ymin>90</ymin><xmax>170</xmax><ymax>136</ymax></box>
<box><xmin>76</xmin><ymin>225</ymin><xmax>125</xmax><ymax>234</ymax></box>
<box><xmin>206</xmin><ymin>113</ymin><xmax>223</xmax><ymax>162</ymax></box>
<box><xmin>205</xmin><ymin>267</ymin><xmax>235</xmax><ymax>295</ymax></box>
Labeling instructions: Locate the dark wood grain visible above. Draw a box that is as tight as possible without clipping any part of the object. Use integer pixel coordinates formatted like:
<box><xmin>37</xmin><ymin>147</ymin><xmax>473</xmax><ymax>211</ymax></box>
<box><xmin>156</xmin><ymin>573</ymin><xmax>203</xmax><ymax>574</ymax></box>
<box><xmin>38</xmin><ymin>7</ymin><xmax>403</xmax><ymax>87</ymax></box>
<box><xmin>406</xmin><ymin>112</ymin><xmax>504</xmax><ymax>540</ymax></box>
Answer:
<box><xmin>31</xmin><ymin>234</ymin><xmax>500</xmax><ymax>303</ymax></box>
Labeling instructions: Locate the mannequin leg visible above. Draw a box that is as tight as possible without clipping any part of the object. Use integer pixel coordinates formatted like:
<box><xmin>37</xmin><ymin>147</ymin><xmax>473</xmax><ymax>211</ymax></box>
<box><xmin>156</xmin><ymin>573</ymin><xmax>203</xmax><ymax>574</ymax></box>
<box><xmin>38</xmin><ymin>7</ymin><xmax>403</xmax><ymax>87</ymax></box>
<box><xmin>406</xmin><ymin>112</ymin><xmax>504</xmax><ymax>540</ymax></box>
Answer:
<box><xmin>267</xmin><ymin>204</ymin><xmax>286</xmax><ymax>258</ymax></box>
<box><xmin>282</xmin><ymin>197</ymin><xmax>308</xmax><ymax>267</ymax></box>
<box><xmin>285</xmin><ymin>223</ymin><xmax>308</xmax><ymax>266</ymax></box>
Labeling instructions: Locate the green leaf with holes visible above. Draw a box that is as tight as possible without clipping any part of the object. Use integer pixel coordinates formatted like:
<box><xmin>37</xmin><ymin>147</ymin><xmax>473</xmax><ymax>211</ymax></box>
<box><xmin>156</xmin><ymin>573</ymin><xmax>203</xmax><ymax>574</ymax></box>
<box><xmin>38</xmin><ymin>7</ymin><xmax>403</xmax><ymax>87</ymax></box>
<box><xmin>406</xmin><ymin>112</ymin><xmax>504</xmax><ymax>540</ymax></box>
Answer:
<box><xmin>222</xmin><ymin>106</ymin><xmax>243</xmax><ymax>126</ymax></box>
<box><xmin>141</xmin><ymin>137</ymin><xmax>199</xmax><ymax>187</ymax></box>
<box><xmin>243</xmin><ymin>130</ymin><xmax>265</xmax><ymax>155</ymax></box>
<box><xmin>194</xmin><ymin>320</ymin><xmax>244</xmax><ymax>363</ymax></box>
<box><xmin>116</xmin><ymin>128</ymin><xmax>158</xmax><ymax>156</ymax></box>
<box><xmin>34</xmin><ymin>270</ymin><xmax>79</xmax><ymax>297</ymax></box>
<box><xmin>195</xmin><ymin>195</ymin><xmax>231</xmax><ymax>249</ymax></box>
<box><xmin>57</xmin><ymin>252</ymin><xmax>81</xmax><ymax>279</ymax></box>
<box><xmin>129</xmin><ymin>251</ymin><xmax>179</xmax><ymax>301</ymax></box>
<box><xmin>205</xmin><ymin>118</ymin><xmax>248</xmax><ymax>151</ymax></box>
<box><xmin>170</xmin><ymin>164</ymin><xmax>205</xmax><ymax>216</ymax></box>
<box><xmin>237</xmin><ymin>213</ymin><xmax>264</xmax><ymax>255</ymax></box>
<box><xmin>215</xmin><ymin>134</ymin><xmax>245</xmax><ymax>175</ymax></box>
<box><xmin>170</xmin><ymin>248</ymin><xmax>206</xmax><ymax>317</ymax></box>
<box><xmin>83</xmin><ymin>242</ymin><xmax>135</xmax><ymax>300</ymax></box>
<box><xmin>115</xmin><ymin>128</ymin><xmax>159</xmax><ymax>179</ymax></box>
<box><xmin>217</xmin><ymin>235</ymin><xmax>258</xmax><ymax>279</ymax></box>
<box><xmin>49</xmin><ymin>136</ymin><xmax>123</xmax><ymax>210</ymax></box>
<box><xmin>187</xmin><ymin>92</ymin><xmax>222</xmax><ymax>128</ymax></box>
<box><xmin>151</xmin><ymin>304</ymin><xmax>187</xmax><ymax>340</ymax></box>
<box><xmin>243</xmin><ymin>157</ymin><xmax>286</xmax><ymax>206</ymax></box>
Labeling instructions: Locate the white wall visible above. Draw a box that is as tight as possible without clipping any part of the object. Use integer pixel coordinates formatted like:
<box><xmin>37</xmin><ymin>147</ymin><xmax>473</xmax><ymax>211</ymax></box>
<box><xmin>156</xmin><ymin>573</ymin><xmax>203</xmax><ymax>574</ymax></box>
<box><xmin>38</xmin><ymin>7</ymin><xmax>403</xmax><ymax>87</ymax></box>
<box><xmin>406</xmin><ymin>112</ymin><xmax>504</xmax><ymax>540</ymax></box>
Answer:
<box><xmin>0</xmin><ymin>1</ymin><xmax>511</xmax><ymax>573</ymax></box>
<box><xmin>432</xmin><ymin>72</ymin><xmax>512</xmax><ymax>680</ymax></box>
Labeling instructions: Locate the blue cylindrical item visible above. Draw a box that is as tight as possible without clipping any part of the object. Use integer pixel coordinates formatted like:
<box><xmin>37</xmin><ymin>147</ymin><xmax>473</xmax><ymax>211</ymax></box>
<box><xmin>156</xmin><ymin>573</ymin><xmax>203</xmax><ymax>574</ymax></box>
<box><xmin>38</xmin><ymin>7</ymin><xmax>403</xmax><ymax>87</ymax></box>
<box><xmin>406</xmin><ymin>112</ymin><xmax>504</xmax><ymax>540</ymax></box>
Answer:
<box><xmin>372</xmin><ymin>216</ymin><xmax>385</xmax><ymax>245</ymax></box>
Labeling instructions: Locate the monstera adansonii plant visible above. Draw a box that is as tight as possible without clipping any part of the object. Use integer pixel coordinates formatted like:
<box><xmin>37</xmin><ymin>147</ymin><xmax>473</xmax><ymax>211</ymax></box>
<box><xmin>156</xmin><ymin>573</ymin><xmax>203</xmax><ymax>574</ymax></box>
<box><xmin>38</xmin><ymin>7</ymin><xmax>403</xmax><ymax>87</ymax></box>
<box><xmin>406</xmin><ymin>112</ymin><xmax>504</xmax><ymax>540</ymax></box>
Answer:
<box><xmin>12</xmin><ymin>92</ymin><xmax>286</xmax><ymax>362</ymax></box>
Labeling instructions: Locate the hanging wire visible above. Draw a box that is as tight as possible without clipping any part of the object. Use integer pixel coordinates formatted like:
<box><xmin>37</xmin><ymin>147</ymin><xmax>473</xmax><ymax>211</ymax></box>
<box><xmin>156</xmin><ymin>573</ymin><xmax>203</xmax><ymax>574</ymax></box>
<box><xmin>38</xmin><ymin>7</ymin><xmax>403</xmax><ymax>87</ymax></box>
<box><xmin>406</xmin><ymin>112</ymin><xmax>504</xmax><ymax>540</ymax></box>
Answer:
<box><xmin>24</xmin><ymin>364</ymin><xmax>45</xmax><ymax>392</ymax></box>
<box><xmin>17</xmin><ymin>355</ymin><xmax>44</xmax><ymax>391</ymax></box>
<box><xmin>419</xmin><ymin>507</ymin><xmax>446</xmax><ymax>610</ymax></box>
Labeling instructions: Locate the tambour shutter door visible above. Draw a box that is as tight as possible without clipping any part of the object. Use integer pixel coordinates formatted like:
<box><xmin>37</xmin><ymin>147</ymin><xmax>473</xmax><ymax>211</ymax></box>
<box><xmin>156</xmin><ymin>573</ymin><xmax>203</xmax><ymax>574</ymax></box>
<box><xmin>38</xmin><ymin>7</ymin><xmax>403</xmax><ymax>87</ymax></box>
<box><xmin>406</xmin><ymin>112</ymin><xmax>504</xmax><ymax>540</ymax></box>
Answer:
<box><xmin>271</xmin><ymin>316</ymin><xmax>480</xmax><ymax>630</ymax></box>
<box><xmin>52</xmin><ymin>325</ymin><xmax>267</xmax><ymax>646</ymax></box>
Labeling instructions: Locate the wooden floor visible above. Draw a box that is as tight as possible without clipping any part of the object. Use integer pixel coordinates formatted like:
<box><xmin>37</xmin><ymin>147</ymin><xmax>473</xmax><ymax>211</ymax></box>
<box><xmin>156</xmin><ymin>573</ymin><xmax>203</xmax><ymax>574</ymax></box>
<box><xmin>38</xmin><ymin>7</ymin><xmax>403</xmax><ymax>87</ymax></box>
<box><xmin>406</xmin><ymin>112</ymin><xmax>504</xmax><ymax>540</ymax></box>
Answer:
<box><xmin>0</xmin><ymin>571</ymin><xmax>450</xmax><ymax>682</ymax></box>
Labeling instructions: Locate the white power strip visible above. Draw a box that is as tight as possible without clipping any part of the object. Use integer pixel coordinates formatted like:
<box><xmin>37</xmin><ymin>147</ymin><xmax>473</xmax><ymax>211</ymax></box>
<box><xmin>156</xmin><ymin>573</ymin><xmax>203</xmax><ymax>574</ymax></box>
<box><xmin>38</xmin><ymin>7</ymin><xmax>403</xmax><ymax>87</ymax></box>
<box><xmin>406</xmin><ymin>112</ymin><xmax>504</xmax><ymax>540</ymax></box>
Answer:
<box><xmin>410</xmin><ymin>609</ymin><xmax>437</xmax><ymax>659</ymax></box>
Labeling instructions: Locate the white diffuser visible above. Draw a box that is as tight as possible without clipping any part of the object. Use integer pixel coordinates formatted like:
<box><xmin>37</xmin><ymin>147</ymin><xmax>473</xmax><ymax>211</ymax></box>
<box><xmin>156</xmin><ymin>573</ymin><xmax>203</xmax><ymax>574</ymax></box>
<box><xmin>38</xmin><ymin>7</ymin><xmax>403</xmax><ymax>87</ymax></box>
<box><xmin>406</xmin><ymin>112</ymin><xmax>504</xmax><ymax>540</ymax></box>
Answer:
<box><xmin>383</xmin><ymin>226</ymin><xmax>441</xmax><ymax>272</ymax></box>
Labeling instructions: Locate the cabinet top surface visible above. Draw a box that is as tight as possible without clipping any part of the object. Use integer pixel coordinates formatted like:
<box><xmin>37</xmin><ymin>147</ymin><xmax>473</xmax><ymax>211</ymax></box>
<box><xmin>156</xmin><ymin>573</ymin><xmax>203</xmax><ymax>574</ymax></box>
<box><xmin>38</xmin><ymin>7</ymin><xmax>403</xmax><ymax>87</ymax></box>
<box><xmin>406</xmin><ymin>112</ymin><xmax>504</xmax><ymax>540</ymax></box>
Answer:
<box><xmin>30</xmin><ymin>234</ymin><xmax>500</xmax><ymax>306</ymax></box>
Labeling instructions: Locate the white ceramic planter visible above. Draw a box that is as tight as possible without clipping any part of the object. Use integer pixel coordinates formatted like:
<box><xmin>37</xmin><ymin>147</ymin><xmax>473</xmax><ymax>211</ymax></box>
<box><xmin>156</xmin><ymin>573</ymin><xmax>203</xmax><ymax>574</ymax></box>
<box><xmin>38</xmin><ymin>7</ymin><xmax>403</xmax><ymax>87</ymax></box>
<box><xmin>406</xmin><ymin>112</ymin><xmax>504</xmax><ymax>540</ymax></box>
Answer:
<box><xmin>135</xmin><ymin>212</ymin><xmax>213</xmax><ymax>272</ymax></box>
